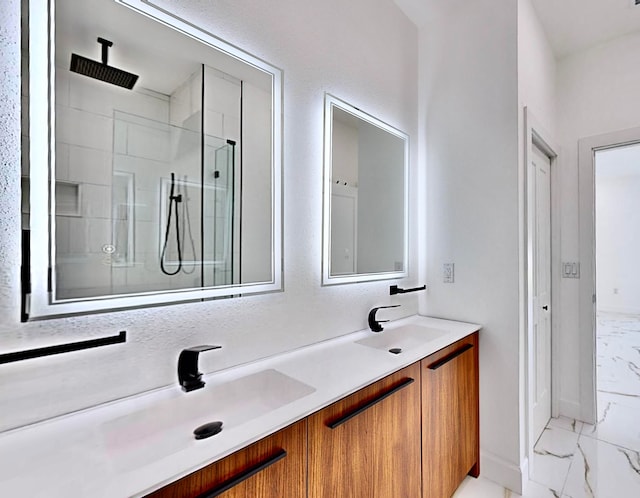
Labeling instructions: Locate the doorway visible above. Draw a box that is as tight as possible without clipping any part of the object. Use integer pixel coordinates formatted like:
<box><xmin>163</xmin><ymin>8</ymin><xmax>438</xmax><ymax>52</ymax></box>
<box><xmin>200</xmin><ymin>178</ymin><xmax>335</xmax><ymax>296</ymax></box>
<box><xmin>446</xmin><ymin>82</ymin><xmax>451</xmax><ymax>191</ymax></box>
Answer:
<box><xmin>591</xmin><ymin>144</ymin><xmax>640</xmax><ymax>452</ymax></box>
<box><xmin>524</xmin><ymin>108</ymin><xmax>560</xmax><ymax>478</ymax></box>
<box><xmin>578</xmin><ymin>126</ymin><xmax>640</xmax><ymax>425</ymax></box>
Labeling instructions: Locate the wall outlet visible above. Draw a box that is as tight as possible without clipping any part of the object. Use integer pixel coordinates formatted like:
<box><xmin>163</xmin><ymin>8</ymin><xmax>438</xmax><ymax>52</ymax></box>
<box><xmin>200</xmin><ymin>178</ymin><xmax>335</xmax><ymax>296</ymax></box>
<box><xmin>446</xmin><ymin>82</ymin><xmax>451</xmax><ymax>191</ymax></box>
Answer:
<box><xmin>443</xmin><ymin>263</ymin><xmax>454</xmax><ymax>283</ymax></box>
<box><xmin>562</xmin><ymin>262</ymin><xmax>580</xmax><ymax>279</ymax></box>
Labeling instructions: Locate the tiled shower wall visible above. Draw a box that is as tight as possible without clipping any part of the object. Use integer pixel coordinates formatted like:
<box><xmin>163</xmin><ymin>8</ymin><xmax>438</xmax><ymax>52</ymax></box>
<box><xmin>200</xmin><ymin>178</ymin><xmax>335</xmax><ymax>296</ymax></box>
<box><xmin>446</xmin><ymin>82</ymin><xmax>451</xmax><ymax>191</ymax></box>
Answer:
<box><xmin>39</xmin><ymin>64</ymin><xmax>246</xmax><ymax>298</ymax></box>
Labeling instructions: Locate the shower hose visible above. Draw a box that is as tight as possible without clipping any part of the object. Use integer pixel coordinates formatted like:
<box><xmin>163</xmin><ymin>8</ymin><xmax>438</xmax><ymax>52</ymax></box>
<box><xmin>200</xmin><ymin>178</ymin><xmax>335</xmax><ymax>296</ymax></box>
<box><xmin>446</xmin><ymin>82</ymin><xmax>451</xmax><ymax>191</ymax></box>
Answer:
<box><xmin>160</xmin><ymin>172</ymin><xmax>182</xmax><ymax>275</ymax></box>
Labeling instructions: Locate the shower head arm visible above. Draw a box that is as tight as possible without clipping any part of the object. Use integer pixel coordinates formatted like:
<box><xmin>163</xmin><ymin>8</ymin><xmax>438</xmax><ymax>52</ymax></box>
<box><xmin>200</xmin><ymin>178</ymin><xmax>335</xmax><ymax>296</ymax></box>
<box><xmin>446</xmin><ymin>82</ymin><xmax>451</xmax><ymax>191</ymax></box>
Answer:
<box><xmin>96</xmin><ymin>38</ymin><xmax>113</xmax><ymax>65</ymax></box>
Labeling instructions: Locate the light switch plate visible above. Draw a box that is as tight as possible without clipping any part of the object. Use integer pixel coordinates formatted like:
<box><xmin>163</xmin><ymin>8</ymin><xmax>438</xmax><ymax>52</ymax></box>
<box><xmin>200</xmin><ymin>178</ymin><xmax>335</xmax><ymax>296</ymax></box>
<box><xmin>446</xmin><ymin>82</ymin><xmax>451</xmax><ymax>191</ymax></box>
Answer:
<box><xmin>562</xmin><ymin>262</ymin><xmax>580</xmax><ymax>278</ymax></box>
<box><xmin>443</xmin><ymin>263</ymin><xmax>454</xmax><ymax>283</ymax></box>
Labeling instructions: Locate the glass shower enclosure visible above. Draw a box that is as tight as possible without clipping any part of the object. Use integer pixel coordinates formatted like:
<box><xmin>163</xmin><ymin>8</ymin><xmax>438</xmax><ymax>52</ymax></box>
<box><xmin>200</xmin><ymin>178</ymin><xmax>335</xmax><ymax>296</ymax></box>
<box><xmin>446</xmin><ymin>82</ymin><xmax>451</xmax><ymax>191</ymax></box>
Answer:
<box><xmin>54</xmin><ymin>64</ymin><xmax>241</xmax><ymax>300</ymax></box>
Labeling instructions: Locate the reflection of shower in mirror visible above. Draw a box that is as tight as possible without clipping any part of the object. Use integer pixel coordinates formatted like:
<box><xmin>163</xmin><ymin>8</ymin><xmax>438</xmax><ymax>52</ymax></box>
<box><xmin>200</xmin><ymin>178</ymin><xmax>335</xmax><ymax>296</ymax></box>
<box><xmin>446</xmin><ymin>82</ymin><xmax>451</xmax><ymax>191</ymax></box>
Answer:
<box><xmin>160</xmin><ymin>172</ymin><xmax>196</xmax><ymax>275</ymax></box>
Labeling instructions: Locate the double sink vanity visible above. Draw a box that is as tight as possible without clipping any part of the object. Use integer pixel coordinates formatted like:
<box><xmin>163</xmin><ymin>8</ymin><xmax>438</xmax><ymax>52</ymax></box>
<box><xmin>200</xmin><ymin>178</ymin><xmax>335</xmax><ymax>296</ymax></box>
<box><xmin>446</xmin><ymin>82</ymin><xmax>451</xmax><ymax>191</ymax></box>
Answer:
<box><xmin>0</xmin><ymin>316</ymin><xmax>480</xmax><ymax>497</ymax></box>
<box><xmin>15</xmin><ymin>1</ymin><xmax>481</xmax><ymax>497</ymax></box>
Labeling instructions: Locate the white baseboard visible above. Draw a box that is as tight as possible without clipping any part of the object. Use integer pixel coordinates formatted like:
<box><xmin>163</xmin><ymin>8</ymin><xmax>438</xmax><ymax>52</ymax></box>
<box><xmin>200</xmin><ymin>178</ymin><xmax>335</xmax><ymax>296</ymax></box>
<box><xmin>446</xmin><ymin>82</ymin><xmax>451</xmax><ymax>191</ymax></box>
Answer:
<box><xmin>597</xmin><ymin>305</ymin><xmax>640</xmax><ymax>316</ymax></box>
<box><xmin>558</xmin><ymin>398</ymin><xmax>582</xmax><ymax>421</ymax></box>
<box><xmin>479</xmin><ymin>450</ymin><xmax>526</xmax><ymax>494</ymax></box>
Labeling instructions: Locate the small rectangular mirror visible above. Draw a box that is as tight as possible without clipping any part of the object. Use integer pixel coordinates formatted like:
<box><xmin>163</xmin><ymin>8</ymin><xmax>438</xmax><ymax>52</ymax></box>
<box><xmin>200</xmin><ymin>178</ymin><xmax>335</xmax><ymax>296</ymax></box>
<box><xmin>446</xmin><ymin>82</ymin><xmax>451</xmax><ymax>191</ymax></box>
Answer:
<box><xmin>25</xmin><ymin>0</ymin><xmax>282</xmax><ymax>318</ymax></box>
<box><xmin>322</xmin><ymin>95</ymin><xmax>409</xmax><ymax>285</ymax></box>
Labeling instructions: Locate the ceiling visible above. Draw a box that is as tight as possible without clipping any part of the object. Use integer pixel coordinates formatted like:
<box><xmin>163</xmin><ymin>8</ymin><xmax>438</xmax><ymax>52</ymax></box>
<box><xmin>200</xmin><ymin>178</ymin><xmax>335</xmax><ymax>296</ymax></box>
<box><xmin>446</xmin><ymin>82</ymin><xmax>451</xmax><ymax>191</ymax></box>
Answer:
<box><xmin>394</xmin><ymin>0</ymin><xmax>640</xmax><ymax>58</ymax></box>
<box><xmin>531</xmin><ymin>0</ymin><xmax>640</xmax><ymax>58</ymax></box>
<box><xmin>56</xmin><ymin>0</ymin><xmax>271</xmax><ymax>96</ymax></box>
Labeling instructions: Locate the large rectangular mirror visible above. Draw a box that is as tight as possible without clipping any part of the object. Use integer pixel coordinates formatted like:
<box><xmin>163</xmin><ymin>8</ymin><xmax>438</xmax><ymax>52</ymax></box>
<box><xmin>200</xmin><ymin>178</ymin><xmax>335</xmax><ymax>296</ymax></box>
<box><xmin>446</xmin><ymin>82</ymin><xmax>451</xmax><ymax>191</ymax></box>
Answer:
<box><xmin>322</xmin><ymin>95</ymin><xmax>409</xmax><ymax>285</ymax></box>
<box><xmin>25</xmin><ymin>0</ymin><xmax>282</xmax><ymax>318</ymax></box>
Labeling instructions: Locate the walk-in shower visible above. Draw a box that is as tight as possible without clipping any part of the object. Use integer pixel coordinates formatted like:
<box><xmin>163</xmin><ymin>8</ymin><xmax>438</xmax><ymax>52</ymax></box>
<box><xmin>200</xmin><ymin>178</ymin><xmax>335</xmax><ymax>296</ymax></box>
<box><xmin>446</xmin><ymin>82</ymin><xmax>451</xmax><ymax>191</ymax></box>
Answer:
<box><xmin>109</xmin><ymin>64</ymin><xmax>240</xmax><ymax>295</ymax></box>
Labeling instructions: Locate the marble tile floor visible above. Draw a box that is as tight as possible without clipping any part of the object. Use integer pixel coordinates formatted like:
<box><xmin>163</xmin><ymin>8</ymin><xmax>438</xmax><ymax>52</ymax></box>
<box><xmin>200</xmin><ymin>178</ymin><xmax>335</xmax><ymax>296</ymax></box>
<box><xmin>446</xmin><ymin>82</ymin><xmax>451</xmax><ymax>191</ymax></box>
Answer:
<box><xmin>453</xmin><ymin>312</ymin><xmax>640</xmax><ymax>497</ymax></box>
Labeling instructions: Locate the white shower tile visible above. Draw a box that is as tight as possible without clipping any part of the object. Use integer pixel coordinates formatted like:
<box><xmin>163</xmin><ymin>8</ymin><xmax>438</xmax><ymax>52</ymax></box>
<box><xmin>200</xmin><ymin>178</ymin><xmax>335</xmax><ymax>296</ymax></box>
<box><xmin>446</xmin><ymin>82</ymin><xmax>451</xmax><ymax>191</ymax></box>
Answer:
<box><xmin>205</xmin><ymin>73</ymin><xmax>240</xmax><ymax>117</ymax></box>
<box><xmin>55</xmin><ymin>69</ymin><xmax>70</xmax><ymax>108</ymax></box>
<box><xmin>68</xmin><ymin>145</ymin><xmax>112</xmax><ymax>185</ymax></box>
<box><xmin>531</xmin><ymin>426</ymin><xmax>579</xmax><ymax>493</ymax></box>
<box><xmin>205</xmin><ymin>110</ymin><xmax>224</xmax><ymax>139</ymax></box>
<box><xmin>54</xmin><ymin>216</ymin><xmax>71</xmax><ymax>255</ymax></box>
<box><xmin>82</xmin><ymin>184</ymin><xmax>111</xmax><ymax>219</ymax></box>
<box><xmin>67</xmin><ymin>217</ymin><xmax>88</xmax><ymax>254</ymax></box>
<box><xmin>563</xmin><ymin>436</ymin><xmax>640</xmax><ymax>498</ymax></box>
<box><xmin>223</xmin><ymin>114</ymin><xmax>240</xmax><ymax>142</ymax></box>
<box><xmin>55</xmin><ymin>142</ymin><xmax>70</xmax><ymax>181</ymax></box>
<box><xmin>56</xmin><ymin>105</ymin><xmax>113</xmax><ymax>152</ymax></box>
<box><xmin>127</xmin><ymin>123</ymin><xmax>170</xmax><ymax>162</ymax></box>
<box><xmin>88</xmin><ymin>218</ymin><xmax>112</xmax><ymax>254</ymax></box>
<box><xmin>69</xmin><ymin>74</ymin><xmax>116</xmax><ymax>118</ymax></box>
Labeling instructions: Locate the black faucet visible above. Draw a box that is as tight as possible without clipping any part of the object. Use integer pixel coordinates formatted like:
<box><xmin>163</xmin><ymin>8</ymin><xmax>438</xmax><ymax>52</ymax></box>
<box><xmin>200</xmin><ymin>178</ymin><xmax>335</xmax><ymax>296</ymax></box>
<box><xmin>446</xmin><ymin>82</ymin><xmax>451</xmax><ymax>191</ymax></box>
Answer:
<box><xmin>178</xmin><ymin>345</ymin><xmax>221</xmax><ymax>392</ymax></box>
<box><xmin>368</xmin><ymin>305</ymin><xmax>400</xmax><ymax>332</ymax></box>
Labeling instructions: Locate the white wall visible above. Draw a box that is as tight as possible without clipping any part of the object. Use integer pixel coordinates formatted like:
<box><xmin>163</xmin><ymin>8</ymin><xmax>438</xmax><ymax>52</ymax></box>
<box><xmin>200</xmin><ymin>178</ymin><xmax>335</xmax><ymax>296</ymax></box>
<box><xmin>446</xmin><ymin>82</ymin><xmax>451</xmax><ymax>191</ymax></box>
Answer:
<box><xmin>517</xmin><ymin>0</ymin><xmax>557</xmax><ymax>476</ymax></box>
<box><xmin>418</xmin><ymin>0</ymin><xmax>522</xmax><ymax>491</ymax></box>
<box><xmin>596</xmin><ymin>171</ymin><xmax>640</xmax><ymax>314</ymax></box>
<box><xmin>556</xmin><ymin>30</ymin><xmax>640</xmax><ymax>418</ymax></box>
<box><xmin>0</xmin><ymin>0</ymin><xmax>418</xmax><ymax>432</ymax></box>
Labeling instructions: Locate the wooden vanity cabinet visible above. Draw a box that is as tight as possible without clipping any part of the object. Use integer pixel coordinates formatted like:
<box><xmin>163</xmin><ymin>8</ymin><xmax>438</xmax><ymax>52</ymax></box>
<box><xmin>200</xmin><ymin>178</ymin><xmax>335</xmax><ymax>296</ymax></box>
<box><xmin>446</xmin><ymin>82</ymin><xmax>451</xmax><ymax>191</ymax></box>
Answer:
<box><xmin>148</xmin><ymin>332</ymin><xmax>480</xmax><ymax>498</ymax></box>
<box><xmin>146</xmin><ymin>419</ymin><xmax>306</xmax><ymax>498</ymax></box>
<box><xmin>422</xmin><ymin>333</ymin><xmax>479</xmax><ymax>498</ymax></box>
<box><xmin>307</xmin><ymin>363</ymin><xmax>422</xmax><ymax>498</ymax></box>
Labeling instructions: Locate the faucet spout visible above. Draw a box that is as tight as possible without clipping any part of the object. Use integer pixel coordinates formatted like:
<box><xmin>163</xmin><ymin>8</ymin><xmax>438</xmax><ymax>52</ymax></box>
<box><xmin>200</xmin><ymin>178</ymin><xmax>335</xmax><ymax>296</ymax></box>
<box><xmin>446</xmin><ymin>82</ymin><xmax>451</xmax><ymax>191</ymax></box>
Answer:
<box><xmin>178</xmin><ymin>345</ymin><xmax>221</xmax><ymax>392</ymax></box>
<box><xmin>368</xmin><ymin>305</ymin><xmax>400</xmax><ymax>332</ymax></box>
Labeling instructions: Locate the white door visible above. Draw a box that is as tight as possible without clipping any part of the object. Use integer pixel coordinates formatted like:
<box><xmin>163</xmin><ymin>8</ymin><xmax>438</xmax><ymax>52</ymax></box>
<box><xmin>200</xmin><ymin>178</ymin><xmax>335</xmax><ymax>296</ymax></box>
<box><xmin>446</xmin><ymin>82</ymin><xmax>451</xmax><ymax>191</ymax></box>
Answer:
<box><xmin>532</xmin><ymin>144</ymin><xmax>552</xmax><ymax>441</ymax></box>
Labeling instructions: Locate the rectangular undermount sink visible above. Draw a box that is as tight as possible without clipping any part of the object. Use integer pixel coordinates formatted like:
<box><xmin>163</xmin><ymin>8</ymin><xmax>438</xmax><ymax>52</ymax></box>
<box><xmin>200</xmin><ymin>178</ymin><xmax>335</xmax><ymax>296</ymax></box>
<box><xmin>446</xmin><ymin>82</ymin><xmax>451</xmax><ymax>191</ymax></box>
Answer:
<box><xmin>355</xmin><ymin>324</ymin><xmax>448</xmax><ymax>352</ymax></box>
<box><xmin>101</xmin><ymin>369</ymin><xmax>315</xmax><ymax>469</ymax></box>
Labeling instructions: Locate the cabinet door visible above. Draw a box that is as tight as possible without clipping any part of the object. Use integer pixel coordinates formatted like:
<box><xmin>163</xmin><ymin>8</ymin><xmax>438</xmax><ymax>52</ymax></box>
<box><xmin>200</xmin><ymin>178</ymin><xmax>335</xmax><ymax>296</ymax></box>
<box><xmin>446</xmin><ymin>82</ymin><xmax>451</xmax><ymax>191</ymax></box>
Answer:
<box><xmin>422</xmin><ymin>333</ymin><xmax>479</xmax><ymax>498</ymax></box>
<box><xmin>146</xmin><ymin>419</ymin><xmax>306</xmax><ymax>498</ymax></box>
<box><xmin>308</xmin><ymin>363</ymin><xmax>422</xmax><ymax>498</ymax></box>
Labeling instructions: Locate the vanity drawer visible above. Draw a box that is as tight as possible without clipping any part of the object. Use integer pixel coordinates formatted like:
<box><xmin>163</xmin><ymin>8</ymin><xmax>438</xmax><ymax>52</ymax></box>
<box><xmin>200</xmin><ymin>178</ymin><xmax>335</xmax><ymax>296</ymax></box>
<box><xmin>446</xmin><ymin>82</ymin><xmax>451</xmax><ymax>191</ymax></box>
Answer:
<box><xmin>146</xmin><ymin>419</ymin><xmax>306</xmax><ymax>498</ymax></box>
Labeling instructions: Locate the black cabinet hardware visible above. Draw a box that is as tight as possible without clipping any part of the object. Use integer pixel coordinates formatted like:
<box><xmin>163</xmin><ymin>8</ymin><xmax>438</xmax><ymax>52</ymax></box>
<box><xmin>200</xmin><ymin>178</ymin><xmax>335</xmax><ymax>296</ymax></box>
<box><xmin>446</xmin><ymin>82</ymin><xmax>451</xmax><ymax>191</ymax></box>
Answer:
<box><xmin>427</xmin><ymin>343</ymin><xmax>473</xmax><ymax>370</ymax></box>
<box><xmin>197</xmin><ymin>449</ymin><xmax>287</xmax><ymax>498</ymax></box>
<box><xmin>389</xmin><ymin>284</ymin><xmax>426</xmax><ymax>295</ymax></box>
<box><xmin>327</xmin><ymin>378</ymin><xmax>415</xmax><ymax>429</ymax></box>
<box><xmin>0</xmin><ymin>331</ymin><xmax>127</xmax><ymax>365</ymax></box>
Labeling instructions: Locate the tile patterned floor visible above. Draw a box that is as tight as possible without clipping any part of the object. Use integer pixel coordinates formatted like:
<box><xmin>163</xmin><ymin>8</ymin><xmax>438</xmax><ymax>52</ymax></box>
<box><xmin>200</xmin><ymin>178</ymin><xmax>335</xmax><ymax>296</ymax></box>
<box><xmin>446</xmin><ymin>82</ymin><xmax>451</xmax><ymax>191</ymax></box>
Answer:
<box><xmin>453</xmin><ymin>312</ymin><xmax>640</xmax><ymax>498</ymax></box>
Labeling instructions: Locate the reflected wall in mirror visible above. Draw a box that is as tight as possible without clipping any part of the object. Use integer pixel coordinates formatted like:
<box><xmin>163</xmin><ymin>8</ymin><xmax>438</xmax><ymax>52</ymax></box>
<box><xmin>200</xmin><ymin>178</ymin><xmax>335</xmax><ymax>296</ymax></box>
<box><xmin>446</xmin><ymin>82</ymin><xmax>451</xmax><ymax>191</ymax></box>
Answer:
<box><xmin>25</xmin><ymin>0</ymin><xmax>282</xmax><ymax>318</ymax></box>
<box><xmin>322</xmin><ymin>95</ymin><xmax>409</xmax><ymax>285</ymax></box>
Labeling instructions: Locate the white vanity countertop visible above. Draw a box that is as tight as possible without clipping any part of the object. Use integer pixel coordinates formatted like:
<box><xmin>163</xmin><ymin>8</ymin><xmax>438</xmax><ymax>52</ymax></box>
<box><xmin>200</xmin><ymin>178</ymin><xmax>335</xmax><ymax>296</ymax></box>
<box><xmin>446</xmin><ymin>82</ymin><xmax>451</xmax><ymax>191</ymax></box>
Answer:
<box><xmin>0</xmin><ymin>315</ymin><xmax>480</xmax><ymax>497</ymax></box>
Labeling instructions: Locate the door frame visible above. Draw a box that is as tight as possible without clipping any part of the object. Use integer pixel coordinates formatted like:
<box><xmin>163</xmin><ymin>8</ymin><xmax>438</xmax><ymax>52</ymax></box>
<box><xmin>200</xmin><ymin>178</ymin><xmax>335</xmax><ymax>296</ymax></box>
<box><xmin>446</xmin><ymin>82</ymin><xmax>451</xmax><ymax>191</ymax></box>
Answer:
<box><xmin>577</xmin><ymin>125</ymin><xmax>640</xmax><ymax>425</ymax></box>
<box><xmin>524</xmin><ymin>108</ymin><xmax>561</xmax><ymax>477</ymax></box>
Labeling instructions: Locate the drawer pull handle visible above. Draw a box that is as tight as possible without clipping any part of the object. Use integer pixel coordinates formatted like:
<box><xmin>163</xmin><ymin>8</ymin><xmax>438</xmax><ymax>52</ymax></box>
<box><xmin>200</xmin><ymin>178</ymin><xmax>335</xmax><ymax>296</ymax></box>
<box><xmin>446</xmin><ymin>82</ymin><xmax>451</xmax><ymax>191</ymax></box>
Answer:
<box><xmin>327</xmin><ymin>378</ymin><xmax>415</xmax><ymax>429</ymax></box>
<box><xmin>197</xmin><ymin>449</ymin><xmax>287</xmax><ymax>498</ymax></box>
<box><xmin>428</xmin><ymin>343</ymin><xmax>474</xmax><ymax>370</ymax></box>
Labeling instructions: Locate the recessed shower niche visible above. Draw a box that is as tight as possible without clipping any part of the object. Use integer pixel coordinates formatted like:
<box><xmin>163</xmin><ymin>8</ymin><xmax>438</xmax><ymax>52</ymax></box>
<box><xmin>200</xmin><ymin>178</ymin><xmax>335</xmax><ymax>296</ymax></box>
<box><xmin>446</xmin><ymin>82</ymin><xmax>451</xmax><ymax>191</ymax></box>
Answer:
<box><xmin>24</xmin><ymin>0</ymin><xmax>282</xmax><ymax>318</ymax></box>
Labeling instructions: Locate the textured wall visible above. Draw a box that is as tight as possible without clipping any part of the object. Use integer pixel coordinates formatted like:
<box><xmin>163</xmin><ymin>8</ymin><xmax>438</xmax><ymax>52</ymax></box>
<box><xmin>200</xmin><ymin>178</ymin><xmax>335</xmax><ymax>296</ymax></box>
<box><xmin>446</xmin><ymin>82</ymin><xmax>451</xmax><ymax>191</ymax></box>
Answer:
<box><xmin>0</xmin><ymin>0</ymin><xmax>418</xmax><ymax>432</ymax></box>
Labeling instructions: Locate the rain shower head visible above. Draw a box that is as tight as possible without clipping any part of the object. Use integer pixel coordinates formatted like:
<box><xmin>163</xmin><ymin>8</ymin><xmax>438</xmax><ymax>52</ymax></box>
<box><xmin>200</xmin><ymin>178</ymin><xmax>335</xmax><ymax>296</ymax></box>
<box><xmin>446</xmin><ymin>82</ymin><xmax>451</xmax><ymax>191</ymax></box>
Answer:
<box><xmin>70</xmin><ymin>37</ymin><xmax>139</xmax><ymax>90</ymax></box>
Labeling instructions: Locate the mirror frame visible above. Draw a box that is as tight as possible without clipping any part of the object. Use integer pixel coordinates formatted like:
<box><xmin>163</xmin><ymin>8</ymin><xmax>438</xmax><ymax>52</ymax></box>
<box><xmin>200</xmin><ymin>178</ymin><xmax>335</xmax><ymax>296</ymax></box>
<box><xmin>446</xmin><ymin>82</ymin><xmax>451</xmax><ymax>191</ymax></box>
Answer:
<box><xmin>26</xmin><ymin>0</ymin><xmax>283</xmax><ymax>319</ymax></box>
<box><xmin>322</xmin><ymin>94</ymin><xmax>409</xmax><ymax>286</ymax></box>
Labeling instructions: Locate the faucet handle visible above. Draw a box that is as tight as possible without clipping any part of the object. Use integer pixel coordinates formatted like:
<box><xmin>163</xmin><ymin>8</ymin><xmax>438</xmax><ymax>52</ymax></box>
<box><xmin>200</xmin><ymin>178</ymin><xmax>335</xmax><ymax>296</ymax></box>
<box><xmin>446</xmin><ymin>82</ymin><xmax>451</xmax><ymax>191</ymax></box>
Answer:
<box><xmin>368</xmin><ymin>305</ymin><xmax>400</xmax><ymax>333</ymax></box>
<box><xmin>178</xmin><ymin>345</ymin><xmax>221</xmax><ymax>392</ymax></box>
<box><xmin>184</xmin><ymin>345</ymin><xmax>222</xmax><ymax>353</ymax></box>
